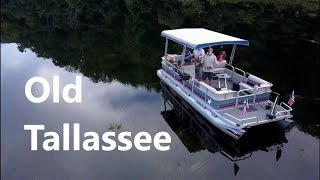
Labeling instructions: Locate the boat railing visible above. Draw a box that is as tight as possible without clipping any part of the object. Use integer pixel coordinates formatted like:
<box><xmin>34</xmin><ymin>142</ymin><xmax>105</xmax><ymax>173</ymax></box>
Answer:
<box><xmin>225</xmin><ymin>64</ymin><xmax>235</xmax><ymax>78</ymax></box>
<box><xmin>190</xmin><ymin>79</ymin><xmax>241</xmax><ymax>126</ymax></box>
<box><xmin>235</xmin><ymin>88</ymin><xmax>255</xmax><ymax>107</ymax></box>
<box><xmin>275</xmin><ymin>102</ymin><xmax>293</xmax><ymax>116</ymax></box>
<box><xmin>163</xmin><ymin>61</ymin><xmax>259</xmax><ymax>105</ymax></box>
<box><xmin>224</xmin><ymin>113</ymin><xmax>258</xmax><ymax>126</ymax></box>
<box><xmin>234</xmin><ymin>67</ymin><xmax>246</xmax><ymax>82</ymax></box>
<box><xmin>165</xmin><ymin>61</ymin><xmax>184</xmax><ymax>79</ymax></box>
<box><xmin>165</xmin><ymin>61</ymin><xmax>271</xmax><ymax>108</ymax></box>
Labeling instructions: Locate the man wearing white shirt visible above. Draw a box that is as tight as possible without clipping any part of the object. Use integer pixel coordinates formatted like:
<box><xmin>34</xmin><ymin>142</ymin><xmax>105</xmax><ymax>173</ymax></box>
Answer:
<box><xmin>200</xmin><ymin>48</ymin><xmax>217</xmax><ymax>85</ymax></box>
<box><xmin>193</xmin><ymin>48</ymin><xmax>205</xmax><ymax>64</ymax></box>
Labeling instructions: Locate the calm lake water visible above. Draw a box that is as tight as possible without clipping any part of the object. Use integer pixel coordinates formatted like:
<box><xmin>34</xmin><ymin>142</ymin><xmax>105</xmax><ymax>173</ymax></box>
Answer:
<box><xmin>1</xmin><ymin>0</ymin><xmax>319</xmax><ymax>180</ymax></box>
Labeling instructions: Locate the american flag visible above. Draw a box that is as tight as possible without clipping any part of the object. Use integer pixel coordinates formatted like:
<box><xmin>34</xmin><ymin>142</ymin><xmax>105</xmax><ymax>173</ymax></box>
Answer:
<box><xmin>242</xmin><ymin>99</ymin><xmax>249</xmax><ymax>115</ymax></box>
<box><xmin>288</xmin><ymin>91</ymin><xmax>295</xmax><ymax>106</ymax></box>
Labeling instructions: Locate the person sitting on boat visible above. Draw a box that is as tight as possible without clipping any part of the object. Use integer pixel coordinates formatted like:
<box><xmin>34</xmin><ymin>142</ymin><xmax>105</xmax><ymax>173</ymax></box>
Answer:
<box><xmin>193</xmin><ymin>48</ymin><xmax>205</xmax><ymax>65</ymax></box>
<box><xmin>201</xmin><ymin>47</ymin><xmax>217</xmax><ymax>85</ymax></box>
<box><xmin>217</xmin><ymin>51</ymin><xmax>226</xmax><ymax>62</ymax></box>
<box><xmin>183</xmin><ymin>49</ymin><xmax>193</xmax><ymax>63</ymax></box>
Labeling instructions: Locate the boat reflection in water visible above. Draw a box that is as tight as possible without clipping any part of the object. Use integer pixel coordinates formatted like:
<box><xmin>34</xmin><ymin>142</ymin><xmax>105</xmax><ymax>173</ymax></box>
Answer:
<box><xmin>160</xmin><ymin>82</ymin><xmax>294</xmax><ymax>176</ymax></box>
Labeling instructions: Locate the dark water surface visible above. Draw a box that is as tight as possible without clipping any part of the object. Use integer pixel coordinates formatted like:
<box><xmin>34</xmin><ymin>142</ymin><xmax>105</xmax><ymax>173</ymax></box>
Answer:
<box><xmin>1</xmin><ymin>0</ymin><xmax>319</xmax><ymax>179</ymax></box>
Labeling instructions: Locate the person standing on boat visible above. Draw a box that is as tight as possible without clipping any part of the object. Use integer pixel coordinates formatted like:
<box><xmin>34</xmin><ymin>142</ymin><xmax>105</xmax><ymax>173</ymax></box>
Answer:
<box><xmin>201</xmin><ymin>47</ymin><xmax>217</xmax><ymax>85</ymax></box>
<box><xmin>193</xmin><ymin>48</ymin><xmax>205</xmax><ymax>65</ymax></box>
<box><xmin>183</xmin><ymin>49</ymin><xmax>193</xmax><ymax>63</ymax></box>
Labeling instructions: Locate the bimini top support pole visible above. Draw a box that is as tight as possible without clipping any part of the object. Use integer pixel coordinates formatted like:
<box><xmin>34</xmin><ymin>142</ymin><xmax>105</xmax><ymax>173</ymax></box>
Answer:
<box><xmin>182</xmin><ymin>45</ymin><xmax>186</xmax><ymax>57</ymax></box>
<box><xmin>164</xmin><ymin>38</ymin><xmax>168</xmax><ymax>58</ymax></box>
<box><xmin>229</xmin><ymin>44</ymin><xmax>237</xmax><ymax>65</ymax></box>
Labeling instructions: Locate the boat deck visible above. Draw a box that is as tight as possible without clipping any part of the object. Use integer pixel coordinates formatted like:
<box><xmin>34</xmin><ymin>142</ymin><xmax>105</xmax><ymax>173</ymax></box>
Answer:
<box><xmin>216</xmin><ymin>101</ymin><xmax>285</xmax><ymax>127</ymax></box>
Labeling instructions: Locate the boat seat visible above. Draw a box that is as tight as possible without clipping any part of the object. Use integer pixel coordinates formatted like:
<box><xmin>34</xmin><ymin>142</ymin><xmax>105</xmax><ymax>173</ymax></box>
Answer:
<box><xmin>239</xmin><ymin>83</ymin><xmax>254</xmax><ymax>90</ymax></box>
<box><xmin>239</xmin><ymin>74</ymin><xmax>272</xmax><ymax>94</ymax></box>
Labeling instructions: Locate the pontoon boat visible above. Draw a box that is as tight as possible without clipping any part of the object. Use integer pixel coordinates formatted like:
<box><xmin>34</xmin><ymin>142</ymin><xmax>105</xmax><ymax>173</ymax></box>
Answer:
<box><xmin>157</xmin><ymin>28</ymin><xmax>293</xmax><ymax>140</ymax></box>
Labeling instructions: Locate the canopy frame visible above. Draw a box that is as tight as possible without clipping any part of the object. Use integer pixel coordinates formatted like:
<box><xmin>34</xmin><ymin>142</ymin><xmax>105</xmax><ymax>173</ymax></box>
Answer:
<box><xmin>229</xmin><ymin>45</ymin><xmax>237</xmax><ymax>65</ymax></box>
<box><xmin>161</xmin><ymin>28</ymin><xmax>248</xmax><ymax>65</ymax></box>
<box><xmin>161</xmin><ymin>28</ymin><xmax>249</xmax><ymax>50</ymax></box>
